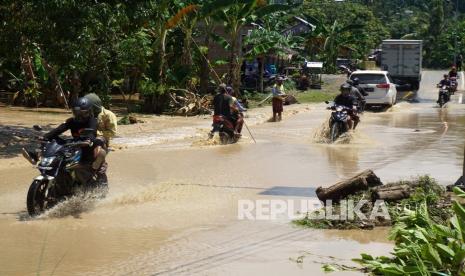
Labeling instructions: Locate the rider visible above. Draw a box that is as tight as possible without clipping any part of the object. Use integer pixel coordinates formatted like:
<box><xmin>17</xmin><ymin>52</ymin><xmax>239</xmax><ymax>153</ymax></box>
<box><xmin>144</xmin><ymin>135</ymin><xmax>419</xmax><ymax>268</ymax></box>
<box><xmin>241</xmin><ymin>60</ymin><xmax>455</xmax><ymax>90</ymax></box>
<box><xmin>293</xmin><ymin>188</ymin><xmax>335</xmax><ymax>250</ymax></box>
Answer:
<box><xmin>334</xmin><ymin>83</ymin><xmax>359</xmax><ymax>130</ymax></box>
<box><xmin>43</xmin><ymin>97</ymin><xmax>100</xmax><ymax>187</ymax></box>
<box><xmin>437</xmin><ymin>74</ymin><xmax>451</xmax><ymax>103</ymax></box>
<box><xmin>438</xmin><ymin>74</ymin><xmax>451</xmax><ymax>87</ymax></box>
<box><xmin>84</xmin><ymin>93</ymin><xmax>117</xmax><ymax>185</ymax></box>
<box><xmin>213</xmin><ymin>84</ymin><xmax>242</xmax><ymax>137</ymax></box>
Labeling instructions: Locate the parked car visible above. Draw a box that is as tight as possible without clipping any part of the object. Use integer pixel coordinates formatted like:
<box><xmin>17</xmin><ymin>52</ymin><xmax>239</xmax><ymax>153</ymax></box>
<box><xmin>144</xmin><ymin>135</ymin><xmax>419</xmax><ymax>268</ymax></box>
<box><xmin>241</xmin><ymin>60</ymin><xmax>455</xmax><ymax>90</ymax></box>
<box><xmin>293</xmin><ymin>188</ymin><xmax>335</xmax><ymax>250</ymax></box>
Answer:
<box><xmin>350</xmin><ymin>70</ymin><xmax>398</xmax><ymax>108</ymax></box>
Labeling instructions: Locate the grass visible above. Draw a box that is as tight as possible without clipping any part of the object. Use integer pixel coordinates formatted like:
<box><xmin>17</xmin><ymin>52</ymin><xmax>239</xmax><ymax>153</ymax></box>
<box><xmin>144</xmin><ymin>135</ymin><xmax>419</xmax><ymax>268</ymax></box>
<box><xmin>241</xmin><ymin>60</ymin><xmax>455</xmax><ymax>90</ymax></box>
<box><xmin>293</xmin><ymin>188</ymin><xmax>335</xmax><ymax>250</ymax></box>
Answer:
<box><xmin>246</xmin><ymin>89</ymin><xmax>339</xmax><ymax>108</ymax></box>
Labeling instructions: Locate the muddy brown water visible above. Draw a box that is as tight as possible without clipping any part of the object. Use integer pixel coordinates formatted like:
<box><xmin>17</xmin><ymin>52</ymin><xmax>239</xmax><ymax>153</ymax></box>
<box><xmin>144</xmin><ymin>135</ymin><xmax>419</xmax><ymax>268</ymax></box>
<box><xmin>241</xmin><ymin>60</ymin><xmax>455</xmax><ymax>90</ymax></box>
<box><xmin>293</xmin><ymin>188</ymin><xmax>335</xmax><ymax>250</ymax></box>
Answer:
<box><xmin>0</xmin><ymin>71</ymin><xmax>464</xmax><ymax>275</ymax></box>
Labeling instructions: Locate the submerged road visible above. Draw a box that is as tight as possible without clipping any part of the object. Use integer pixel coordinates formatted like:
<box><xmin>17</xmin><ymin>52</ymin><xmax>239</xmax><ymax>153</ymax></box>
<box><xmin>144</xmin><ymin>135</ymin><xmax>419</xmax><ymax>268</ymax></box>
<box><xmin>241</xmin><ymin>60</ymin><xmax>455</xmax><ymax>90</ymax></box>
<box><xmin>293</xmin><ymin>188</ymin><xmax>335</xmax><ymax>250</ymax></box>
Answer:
<box><xmin>0</xmin><ymin>70</ymin><xmax>464</xmax><ymax>275</ymax></box>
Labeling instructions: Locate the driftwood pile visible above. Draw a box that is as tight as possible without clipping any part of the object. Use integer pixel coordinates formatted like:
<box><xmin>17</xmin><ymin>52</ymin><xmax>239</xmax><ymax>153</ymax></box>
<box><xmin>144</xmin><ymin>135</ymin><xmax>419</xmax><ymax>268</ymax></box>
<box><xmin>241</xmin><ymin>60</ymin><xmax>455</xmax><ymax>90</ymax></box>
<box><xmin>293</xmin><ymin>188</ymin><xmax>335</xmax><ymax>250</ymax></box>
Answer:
<box><xmin>316</xmin><ymin>170</ymin><xmax>382</xmax><ymax>202</ymax></box>
<box><xmin>316</xmin><ymin>169</ymin><xmax>431</xmax><ymax>203</ymax></box>
<box><xmin>316</xmin><ymin>170</ymin><xmax>446</xmax><ymax>202</ymax></box>
<box><xmin>167</xmin><ymin>89</ymin><xmax>212</xmax><ymax>116</ymax></box>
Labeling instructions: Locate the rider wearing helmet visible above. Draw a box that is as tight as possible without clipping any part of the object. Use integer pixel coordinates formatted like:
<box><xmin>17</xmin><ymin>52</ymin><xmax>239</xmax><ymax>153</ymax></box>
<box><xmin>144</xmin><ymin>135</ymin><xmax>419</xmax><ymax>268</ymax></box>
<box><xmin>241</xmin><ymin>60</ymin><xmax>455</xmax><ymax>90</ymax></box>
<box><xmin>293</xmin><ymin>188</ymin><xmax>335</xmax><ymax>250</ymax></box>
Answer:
<box><xmin>334</xmin><ymin>83</ymin><xmax>359</xmax><ymax>130</ymax></box>
<box><xmin>437</xmin><ymin>74</ymin><xmax>451</xmax><ymax>104</ymax></box>
<box><xmin>439</xmin><ymin>74</ymin><xmax>451</xmax><ymax>87</ymax></box>
<box><xmin>43</xmin><ymin>97</ymin><xmax>100</xmax><ymax>187</ymax></box>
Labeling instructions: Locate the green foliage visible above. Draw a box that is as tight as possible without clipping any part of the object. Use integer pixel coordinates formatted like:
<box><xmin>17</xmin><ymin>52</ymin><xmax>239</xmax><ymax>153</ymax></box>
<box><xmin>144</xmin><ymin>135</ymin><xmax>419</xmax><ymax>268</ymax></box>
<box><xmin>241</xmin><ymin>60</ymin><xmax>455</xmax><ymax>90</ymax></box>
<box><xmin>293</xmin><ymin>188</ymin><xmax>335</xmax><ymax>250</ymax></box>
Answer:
<box><xmin>351</xmin><ymin>187</ymin><xmax>465</xmax><ymax>276</ymax></box>
<box><xmin>295</xmin><ymin>176</ymin><xmax>451</xmax><ymax>230</ymax></box>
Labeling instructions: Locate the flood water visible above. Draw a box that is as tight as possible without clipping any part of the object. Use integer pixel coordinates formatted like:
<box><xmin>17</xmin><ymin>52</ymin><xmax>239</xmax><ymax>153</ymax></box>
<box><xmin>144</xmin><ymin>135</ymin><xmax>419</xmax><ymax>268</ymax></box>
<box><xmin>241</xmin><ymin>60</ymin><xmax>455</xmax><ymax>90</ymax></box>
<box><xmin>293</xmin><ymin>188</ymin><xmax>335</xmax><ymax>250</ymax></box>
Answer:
<box><xmin>0</xmin><ymin>70</ymin><xmax>464</xmax><ymax>275</ymax></box>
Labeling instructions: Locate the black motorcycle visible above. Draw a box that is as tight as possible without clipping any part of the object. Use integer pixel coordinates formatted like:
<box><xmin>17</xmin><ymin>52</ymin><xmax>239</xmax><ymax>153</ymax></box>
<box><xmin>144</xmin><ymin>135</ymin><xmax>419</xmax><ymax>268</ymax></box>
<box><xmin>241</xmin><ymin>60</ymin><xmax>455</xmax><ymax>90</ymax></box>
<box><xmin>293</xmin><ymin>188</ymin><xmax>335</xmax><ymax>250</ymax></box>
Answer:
<box><xmin>437</xmin><ymin>85</ymin><xmax>450</xmax><ymax>108</ymax></box>
<box><xmin>24</xmin><ymin>126</ymin><xmax>106</xmax><ymax>216</ymax></box>
<box><xmin>326</xmin><ymin>102</ymin><xmax>350</xmax><ymax>142</ymax></box>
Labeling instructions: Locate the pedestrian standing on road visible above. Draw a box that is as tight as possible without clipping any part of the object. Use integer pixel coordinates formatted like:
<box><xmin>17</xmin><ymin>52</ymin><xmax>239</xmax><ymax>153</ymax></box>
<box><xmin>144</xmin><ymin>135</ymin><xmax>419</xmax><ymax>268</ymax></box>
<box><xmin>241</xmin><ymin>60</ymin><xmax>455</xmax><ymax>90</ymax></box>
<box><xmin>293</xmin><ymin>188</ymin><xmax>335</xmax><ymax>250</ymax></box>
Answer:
<box><xmin>272</xmin><ymin>77</ymin><xmax>286</xmax><ymax>122</ymax></box>
<box><xmin>457</xmin><ymin>54</ymin><xmax>463</xmax><ymax>72</ymax></box>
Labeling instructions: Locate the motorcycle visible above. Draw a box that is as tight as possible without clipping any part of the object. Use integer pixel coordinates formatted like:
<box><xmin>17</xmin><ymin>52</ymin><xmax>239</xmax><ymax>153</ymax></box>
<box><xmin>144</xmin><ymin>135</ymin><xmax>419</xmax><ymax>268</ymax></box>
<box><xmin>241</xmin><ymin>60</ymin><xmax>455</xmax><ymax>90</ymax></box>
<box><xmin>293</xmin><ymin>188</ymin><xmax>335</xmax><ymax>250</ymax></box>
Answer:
<box><xmin>23</xmin><ymin>126</ymin><xmax>107</xmax><ymax>216</ymax></box>
<box><xmin>209</xmin><ymin>115</ymin><xmax>240</xmax><ymax>144</ymax></box>
<box><xmin>326</xmin><ymin>102</ymin><xmax>351</xmax><ymax>142</ymax></box>
<box><xmin>437</xmin><ymin>85</ymin><xmax>450</xmax><ymax>108</ymax></box>
<box><xmin>450</xmin><ymin>77</ymin><xmax>458</xmax><ymax>94</ymax></box>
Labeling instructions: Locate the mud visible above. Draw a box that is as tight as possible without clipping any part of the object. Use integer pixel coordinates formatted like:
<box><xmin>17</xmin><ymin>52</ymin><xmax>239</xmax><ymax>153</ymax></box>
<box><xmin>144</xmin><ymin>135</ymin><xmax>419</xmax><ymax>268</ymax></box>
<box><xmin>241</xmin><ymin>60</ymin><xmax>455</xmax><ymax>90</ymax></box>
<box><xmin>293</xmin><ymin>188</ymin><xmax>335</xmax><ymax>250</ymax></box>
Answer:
<box><xmin>0</xmin><ymin>71</ymin><xmax>464</xmax><ymax>275</ymax></box>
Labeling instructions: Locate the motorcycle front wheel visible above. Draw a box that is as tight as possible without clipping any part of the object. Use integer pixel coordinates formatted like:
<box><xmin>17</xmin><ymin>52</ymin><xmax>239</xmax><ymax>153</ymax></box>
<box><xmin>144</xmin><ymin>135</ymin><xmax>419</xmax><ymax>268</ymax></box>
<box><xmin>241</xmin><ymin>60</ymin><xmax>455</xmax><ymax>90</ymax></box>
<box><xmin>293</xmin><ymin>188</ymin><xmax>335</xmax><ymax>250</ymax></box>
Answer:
<box><xmin>330</xmin><ymin>123</ymin><xmax>341</xmax><ymax>143</ymax></box>
<box><xmin>27</xmin><ymin>179</ymin><xmax>52</xmax><ymax>216</ymax></box>
<box><xmin>439</xmin><ymin>96</ymin><xmax>445</xmax><ymax>108</ymax></box>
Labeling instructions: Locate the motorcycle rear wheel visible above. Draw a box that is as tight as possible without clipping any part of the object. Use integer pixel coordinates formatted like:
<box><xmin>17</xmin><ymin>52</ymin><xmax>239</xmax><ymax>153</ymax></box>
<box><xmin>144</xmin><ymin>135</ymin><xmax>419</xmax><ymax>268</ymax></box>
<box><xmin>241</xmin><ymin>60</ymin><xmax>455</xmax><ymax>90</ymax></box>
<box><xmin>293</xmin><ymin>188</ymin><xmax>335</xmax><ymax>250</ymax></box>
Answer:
<box><xmin>27</xmin><ymin>179</ymin><xmax>51</xmax><ymax>216</ymax></box>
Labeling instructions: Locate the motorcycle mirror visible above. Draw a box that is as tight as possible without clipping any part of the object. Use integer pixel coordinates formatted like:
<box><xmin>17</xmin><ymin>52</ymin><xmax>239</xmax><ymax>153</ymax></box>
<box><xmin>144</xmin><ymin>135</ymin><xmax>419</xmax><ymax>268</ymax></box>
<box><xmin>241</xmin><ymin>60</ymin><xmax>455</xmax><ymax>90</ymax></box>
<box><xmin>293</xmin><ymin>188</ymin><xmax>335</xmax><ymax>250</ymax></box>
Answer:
<box><xmin>325</xmin><ymin>101</ymin><xmax>330</xmax><ymax>104</ymax></box>
<box><xmin>33</xmin><ymin>125</ymin><xmax>43</xmax><ymax>131</ymax></box>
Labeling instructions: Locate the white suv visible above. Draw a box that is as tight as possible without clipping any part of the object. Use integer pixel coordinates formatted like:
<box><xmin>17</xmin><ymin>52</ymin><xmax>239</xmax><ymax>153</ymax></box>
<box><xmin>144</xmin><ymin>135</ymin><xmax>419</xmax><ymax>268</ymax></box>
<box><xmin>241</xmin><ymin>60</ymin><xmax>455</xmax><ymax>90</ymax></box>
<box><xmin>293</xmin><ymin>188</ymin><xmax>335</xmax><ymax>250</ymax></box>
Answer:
<box><xmin>350</xmin><ymin>70</ymin><xmax>398</xmax><ymax>107</ymax></box>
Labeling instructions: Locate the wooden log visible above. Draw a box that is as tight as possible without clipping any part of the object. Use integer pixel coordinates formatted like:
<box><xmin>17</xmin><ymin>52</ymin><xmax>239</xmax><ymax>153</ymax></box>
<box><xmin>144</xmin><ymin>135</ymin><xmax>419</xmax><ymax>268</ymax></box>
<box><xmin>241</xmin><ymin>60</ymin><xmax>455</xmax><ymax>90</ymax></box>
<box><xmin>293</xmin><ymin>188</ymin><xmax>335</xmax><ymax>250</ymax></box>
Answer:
<box><xmin>316</xmin><ymin>170</ymin><xmax>382</xmax><ymax>202</ymax></box>
<box><xmin>372</xmin><ymin>184</ymin><xmax>411</xmax><ymax>201</ymax></box>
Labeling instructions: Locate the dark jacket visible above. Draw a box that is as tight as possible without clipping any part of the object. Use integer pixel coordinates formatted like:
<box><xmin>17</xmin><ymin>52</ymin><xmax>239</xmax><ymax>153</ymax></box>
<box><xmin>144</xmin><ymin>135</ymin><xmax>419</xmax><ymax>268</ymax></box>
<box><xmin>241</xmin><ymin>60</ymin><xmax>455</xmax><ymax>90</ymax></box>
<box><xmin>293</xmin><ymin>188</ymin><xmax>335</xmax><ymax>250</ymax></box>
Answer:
<box><xmin>334</xmin><ymin>94</ymin><xmax>356</xmax><ymax>108</ymax></box>
<box><xmin>213</xmin><ymin>93</ymin><xmax>233</xmax><ymax>118</ymax></box>
<box><xmin>439</xmin><ymin>79</ymin><xmax>451</xmax><ymax>87</ymax></box>
<box><xmin>44</xmin><ymin>117</ymin><xmax>98</xmax><ymax>162</ymax></box>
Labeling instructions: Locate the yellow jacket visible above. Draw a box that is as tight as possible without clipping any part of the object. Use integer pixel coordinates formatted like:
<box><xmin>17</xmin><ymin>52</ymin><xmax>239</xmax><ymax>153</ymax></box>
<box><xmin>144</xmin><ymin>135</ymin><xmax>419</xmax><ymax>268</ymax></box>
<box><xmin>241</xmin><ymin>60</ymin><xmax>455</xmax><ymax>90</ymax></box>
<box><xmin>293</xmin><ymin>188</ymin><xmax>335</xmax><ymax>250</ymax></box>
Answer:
<box><xmin>97</xmin><ymin>107</ymin><xmax>117</xmax><ymax>141</ymax></box>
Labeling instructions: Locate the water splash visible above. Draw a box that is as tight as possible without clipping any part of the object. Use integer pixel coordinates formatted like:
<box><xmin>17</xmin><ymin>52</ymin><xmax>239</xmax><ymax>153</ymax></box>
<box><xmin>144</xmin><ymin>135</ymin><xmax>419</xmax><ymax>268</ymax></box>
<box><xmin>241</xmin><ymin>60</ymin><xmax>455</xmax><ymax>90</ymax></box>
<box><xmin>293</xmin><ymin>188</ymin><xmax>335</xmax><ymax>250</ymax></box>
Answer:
<box><xmin>191</xmin><ymin>130</ymin><xmax>222</xmax><ymax>147</ymax></box>
<box><xmin>313</xmin><ymin>117</ymin><xmax>332</xmax><ymax>144</ymax></box>
<box><xmin>312</xmin><ymin>116</ymin><xmax>356</xmax><ymax>144</ymax></box>
<box><xmin>38</xmin><ymin>188</ymin><xmax>107</xmax><ymax>219</ymax></box>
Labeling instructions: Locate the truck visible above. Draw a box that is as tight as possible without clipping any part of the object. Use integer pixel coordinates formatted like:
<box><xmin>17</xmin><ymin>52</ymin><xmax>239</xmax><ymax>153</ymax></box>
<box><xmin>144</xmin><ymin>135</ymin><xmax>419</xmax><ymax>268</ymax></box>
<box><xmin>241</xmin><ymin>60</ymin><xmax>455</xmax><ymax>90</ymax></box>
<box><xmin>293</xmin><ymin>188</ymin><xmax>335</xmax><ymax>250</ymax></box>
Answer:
<box><xmin>381</xmin><ymin>40</ymin><xmax>423</xmax><ymax>91</ymax></box>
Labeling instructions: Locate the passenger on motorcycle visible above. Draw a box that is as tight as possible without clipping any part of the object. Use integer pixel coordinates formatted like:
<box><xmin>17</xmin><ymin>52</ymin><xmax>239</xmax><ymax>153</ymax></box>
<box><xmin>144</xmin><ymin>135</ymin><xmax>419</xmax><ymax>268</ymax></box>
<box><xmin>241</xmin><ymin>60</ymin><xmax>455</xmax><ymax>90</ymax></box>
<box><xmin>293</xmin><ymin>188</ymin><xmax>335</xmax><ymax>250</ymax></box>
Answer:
<box><xmin>84</xmin><ymin>93</ymin><xmax>117</xmax><ymax>185</ymax></box>
<box><xmin>449</xmin><ymin>66</ymin><xmax>458</xmax><ymax>78</ymax></box>
<box><xmin>225</xmin><ymin>86</ymin><xmax>244</xmax><ymax>136</ymax></box>
<box><xmin>213</xmin><ymin>84</ymin><xmax>242</xmax><ymax>138</ymax></box>
<box><xmin>348</xmin><ymin>77</ymin><xmax>367</xmax><ymax>112</ymax></box>
<box><xmin>334</xmin><ymin>83</ymin><xmax>359</xmax><ymax>130</ymax></box>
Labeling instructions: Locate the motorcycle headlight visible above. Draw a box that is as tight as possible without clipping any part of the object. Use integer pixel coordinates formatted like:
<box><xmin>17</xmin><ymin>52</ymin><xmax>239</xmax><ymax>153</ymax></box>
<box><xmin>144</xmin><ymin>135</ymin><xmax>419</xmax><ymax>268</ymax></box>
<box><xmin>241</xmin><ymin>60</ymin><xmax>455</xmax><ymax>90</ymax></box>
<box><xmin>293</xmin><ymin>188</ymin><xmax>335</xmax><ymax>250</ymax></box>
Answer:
<box><xmin>40</xmin><ymin>157</ymin><xmax>56</xmax><ymax>166</ymax></box>
<box><xmin>336</xmin><ymin>107</ymin><xmax>343</xmax><ymax>112</ymax></box>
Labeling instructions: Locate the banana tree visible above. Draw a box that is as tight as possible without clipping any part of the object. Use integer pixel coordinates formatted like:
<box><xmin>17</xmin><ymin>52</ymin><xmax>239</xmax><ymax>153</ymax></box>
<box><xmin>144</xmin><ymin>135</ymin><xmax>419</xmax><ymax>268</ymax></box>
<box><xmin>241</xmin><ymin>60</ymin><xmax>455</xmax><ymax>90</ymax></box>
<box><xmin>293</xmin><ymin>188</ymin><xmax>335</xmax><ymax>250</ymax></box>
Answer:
<box><xmin>207</xmin><ymin>0</ymin><xmax>291</xmax><ymax>94</ymax></box>
<box><xmin>244</xmin><ymin>27</ymin><xmax>300</xmax><ymax>92</ymax></box>
<box><xmin>304</xmin><ymin>16</ymin><xmax>364</xmax><ymax>73</ymax></box>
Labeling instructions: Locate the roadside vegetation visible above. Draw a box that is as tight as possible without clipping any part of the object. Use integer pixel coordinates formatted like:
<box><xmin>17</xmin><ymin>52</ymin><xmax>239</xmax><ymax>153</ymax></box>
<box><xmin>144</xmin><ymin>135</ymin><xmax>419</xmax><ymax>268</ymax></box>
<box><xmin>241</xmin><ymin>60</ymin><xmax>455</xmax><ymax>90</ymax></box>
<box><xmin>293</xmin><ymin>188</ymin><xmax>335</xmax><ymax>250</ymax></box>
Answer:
<box><xmin>294</xmin><ymin>176</ymin><xmax>451</xmax><ymax>230</ymax></box>
<box><xmin>319</xmin><ymin>187</ymin><xmax>465</xmax><ymax>275</ymax></box>
<box><xmin>0</xmin><ymin>0</ymin><xmax>463</xmax><ymax>113</ymax></box>
<box><xmin>293</xmin><ymin>176</ymin><xmax>465</xmax><ymax>275</ymax></box>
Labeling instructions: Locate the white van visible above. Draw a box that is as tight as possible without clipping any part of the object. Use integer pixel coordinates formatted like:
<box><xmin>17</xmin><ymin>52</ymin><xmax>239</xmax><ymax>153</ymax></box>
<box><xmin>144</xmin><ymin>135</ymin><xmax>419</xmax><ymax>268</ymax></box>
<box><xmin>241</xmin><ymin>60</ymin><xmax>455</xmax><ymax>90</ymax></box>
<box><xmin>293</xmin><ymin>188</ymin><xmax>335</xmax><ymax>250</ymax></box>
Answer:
<box><xmin>350</xmin><ymin>70</ymin><xmax>398</xmax><ymax>107</ymax></box>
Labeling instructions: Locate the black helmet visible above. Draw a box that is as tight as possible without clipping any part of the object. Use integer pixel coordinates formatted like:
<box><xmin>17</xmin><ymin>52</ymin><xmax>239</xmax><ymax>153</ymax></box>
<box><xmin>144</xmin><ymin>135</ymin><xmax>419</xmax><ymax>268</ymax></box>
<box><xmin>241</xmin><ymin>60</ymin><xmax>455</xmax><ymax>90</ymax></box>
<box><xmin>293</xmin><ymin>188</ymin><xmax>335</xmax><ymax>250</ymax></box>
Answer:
<box><xmin>444</xmin><ymin>74</ymin><xmax>448</xmax><ymax>78</ymax></box>
<box><xmin>72</xmin><ymin>97</ymin><xmax>93</xmax><ymax>122</ymax></box>
<box><xmin>352</xmin><ymin>77</ymin><xmax>360</xmax><ymax>86</ymax></box>
<box><xmin>340</xmin><ymin>83</ymin><xmax>352</xmax><ymax>93</ymax></box>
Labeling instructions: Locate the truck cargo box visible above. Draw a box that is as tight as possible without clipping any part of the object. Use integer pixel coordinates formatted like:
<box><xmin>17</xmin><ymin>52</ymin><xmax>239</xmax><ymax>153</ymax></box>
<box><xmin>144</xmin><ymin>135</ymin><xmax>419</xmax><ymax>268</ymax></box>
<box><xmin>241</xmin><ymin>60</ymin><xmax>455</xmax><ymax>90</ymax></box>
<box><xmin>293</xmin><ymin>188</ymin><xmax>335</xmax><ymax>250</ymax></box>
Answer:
<box><xmin>381</xmin><ymin>40</ymin><xmax>422</xmax><ymax>90</ymax></box>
